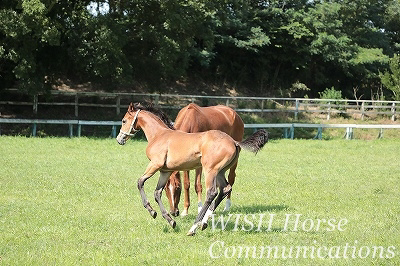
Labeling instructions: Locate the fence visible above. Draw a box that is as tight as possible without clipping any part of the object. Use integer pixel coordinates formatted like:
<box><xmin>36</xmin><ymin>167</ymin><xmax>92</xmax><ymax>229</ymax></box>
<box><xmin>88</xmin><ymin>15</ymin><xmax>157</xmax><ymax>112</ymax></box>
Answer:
<box><xmin>1</xmin><ymin>89</ymin><xmax>399</xmax><ymax>121</ymax></box>
<box><xmin>1</xmin><ymin>118</ymin><xmax>399</xmax><ymax>140</ymax></box>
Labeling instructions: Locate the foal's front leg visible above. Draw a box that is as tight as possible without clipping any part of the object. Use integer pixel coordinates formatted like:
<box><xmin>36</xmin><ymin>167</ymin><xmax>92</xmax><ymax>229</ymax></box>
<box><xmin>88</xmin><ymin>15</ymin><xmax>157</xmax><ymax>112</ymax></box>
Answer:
<box><xmin>154</xmin><ymin>171</ymin><xmax>176</xmax><ymax>228</ymax></box>
<box><xmin>137</xmin><ymin>162</ymin><xmax>162</xmax><ymax>219</ymax></box>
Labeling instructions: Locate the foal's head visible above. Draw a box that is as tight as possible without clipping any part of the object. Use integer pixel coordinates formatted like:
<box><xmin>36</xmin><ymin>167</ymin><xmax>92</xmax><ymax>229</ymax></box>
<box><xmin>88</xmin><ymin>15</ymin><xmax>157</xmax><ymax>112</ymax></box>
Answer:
<box><xmin>116</xmin><ymin>102</ymin><xmax>174</xmax><ymax>145</ymax></box>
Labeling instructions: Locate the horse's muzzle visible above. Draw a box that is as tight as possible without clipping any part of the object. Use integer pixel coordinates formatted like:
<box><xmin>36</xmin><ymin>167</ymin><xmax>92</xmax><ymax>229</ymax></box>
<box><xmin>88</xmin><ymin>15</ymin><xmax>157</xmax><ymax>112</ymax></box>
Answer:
<box><xmin>116</xmin><ymin>133</ymin><xmax>127</xmax><ymax>145</ymax></box>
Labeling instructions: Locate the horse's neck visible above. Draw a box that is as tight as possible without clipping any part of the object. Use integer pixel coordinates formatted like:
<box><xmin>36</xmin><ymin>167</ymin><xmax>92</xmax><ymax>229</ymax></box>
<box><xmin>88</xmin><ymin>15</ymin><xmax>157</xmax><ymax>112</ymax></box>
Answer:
<box><xmin>139</xmin><ymin>111</ymin><xmax>170</xmax><ymax>142</ymax></box>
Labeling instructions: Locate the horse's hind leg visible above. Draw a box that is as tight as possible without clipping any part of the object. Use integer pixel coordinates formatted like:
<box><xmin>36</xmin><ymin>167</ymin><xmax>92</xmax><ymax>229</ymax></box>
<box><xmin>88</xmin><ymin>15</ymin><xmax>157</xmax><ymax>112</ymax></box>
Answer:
<box><xmin>201</xmin><ymin>173</ymin><xmax>232</xmax><ymax>230</ymax></box>
<box><xmin>181</xmin><ymin>170</ymin><xmax>190</xmax><ymax>216</ymax></box>
<box><xmin>195</xmin><ymin>167</ymin><xmax>203</xmax><ymax>213</ymax></box>
<box><xmin>154</xmin><ymin>171</ymin><xmax>176</xmax><ymax>228</ymax></box>
<box><xmin>187</xmin><ymin>170</ymin><xmax>218</xmax><ymax>236</ymax></box>
<box><xmin>224</xmin><ymin>161</ymin><xmax>238</xmax><ymax>212</ymax></box>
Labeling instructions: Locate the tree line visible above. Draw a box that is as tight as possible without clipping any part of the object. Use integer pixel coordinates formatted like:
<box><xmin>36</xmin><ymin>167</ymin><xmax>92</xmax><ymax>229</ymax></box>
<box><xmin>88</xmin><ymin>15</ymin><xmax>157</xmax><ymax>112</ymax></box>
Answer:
<box><xmin>1</xmin><ymin>0</ymin><xmax>400</xmax><ymax>100</ymax></box>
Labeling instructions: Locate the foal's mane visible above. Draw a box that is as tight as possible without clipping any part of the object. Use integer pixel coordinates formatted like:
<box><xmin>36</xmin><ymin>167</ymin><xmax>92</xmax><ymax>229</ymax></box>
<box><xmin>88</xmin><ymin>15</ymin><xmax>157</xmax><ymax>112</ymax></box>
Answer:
<box><xmin>131</xmin><ymin>102</ymin><xmax>175</xmax><ymax>130</ymax></box>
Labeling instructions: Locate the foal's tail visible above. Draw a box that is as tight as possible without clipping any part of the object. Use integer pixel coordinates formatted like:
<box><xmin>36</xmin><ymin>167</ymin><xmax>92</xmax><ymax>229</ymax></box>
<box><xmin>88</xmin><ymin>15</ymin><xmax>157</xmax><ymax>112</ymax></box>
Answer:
<box><xmin>237</xmin><ymin>129</ymin><xmax>268</xmax><ymax>154</ymax></box>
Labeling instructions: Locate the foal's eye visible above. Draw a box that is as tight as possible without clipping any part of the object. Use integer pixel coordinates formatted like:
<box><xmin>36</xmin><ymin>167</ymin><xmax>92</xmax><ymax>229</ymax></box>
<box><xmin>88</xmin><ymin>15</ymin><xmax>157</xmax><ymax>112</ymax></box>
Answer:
<box><xmin>122</xmin><ymin>119</ymin><xmax>127</xmax><ymax>124</ymax></box>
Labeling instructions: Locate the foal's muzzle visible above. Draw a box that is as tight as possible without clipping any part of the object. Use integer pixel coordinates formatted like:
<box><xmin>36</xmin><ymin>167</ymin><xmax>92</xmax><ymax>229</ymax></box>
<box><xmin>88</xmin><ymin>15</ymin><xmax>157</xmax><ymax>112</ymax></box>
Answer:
<box><xmin>116</xmin><ymin>133</ymin><xmax>128</xmax><ymax>145</ymax></box>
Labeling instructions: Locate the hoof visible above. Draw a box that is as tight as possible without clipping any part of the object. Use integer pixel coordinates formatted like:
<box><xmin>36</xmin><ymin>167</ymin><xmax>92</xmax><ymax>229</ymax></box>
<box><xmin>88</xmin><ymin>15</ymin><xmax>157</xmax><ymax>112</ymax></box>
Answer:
<box><xmin>180</xmin><ymin>209</ymin><xmax>188</xmax><ymax>217</ymax></box>
<box><xmin>201</xmin><ymin>222</ymin><xmax>208</xmax><ymax>231</ymax></box>
<box><xmin>150</xmin><ymin>210</ymin><xmax>157</xmax><ymax>219</ymax></box>
<box><xmin>170</xmin><ymin>210</ymin><xmax>180</xmax><ymax>217</ymax></box>
<box><xmin>223</xmin><ymin>199</ymin><xmax>231</xmax><ymax>212</ymax></box>
<box><xmin>170</xmin><ymin>220</ymin><xmax>176</xmax><ymax>229</ymax></box>
<box><xmin>187</xmin><ymin>222</ymin><xmax>200</xmax><ymax>236</ymax></box>
<box><xmin>186</xmin><ymin>231</ymin><xmax>195</xmax><ymax>236</ymax></box>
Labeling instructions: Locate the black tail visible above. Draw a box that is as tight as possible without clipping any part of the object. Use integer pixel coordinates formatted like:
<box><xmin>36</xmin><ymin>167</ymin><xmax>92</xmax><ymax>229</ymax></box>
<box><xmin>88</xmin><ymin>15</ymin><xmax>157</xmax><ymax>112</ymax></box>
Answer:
<box><xmin>238</xmin><ymin>129</ymin><xmax>268</xmax><ymax>154</ymax></box>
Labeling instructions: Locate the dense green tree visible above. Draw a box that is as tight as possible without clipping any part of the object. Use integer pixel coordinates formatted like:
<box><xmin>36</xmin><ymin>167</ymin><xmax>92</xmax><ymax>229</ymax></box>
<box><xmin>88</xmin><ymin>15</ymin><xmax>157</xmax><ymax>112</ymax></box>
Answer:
<box><xmin>0</xmin><ymin>0</ymin><xmax>62</xmax><ymax>92</ymax></box>
<box><xmin>380</xmin><ymin>54</ymin><xmax>400</xmax><ymax>100</ymax></box>
<box><xmin>1</xmin><ymin>0</ymin><xmax>399</xmax><ymax>98</ymax></box>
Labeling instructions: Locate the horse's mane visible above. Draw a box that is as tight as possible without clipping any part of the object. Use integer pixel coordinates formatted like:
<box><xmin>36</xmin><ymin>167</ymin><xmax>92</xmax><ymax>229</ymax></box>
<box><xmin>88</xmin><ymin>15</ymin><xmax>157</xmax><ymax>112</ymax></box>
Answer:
<box><xmin>132</xmin><ymin>102</ymin><xmax>175</xmax><ymax>130</ymax></box>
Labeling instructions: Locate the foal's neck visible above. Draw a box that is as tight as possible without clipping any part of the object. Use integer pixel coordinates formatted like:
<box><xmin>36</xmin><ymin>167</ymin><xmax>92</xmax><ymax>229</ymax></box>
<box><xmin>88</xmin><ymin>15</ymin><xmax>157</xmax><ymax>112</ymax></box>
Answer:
<box><xmin>138</xmin><ymin>111</ymin><xmax>171</xmax><ymax>142</ymax></box>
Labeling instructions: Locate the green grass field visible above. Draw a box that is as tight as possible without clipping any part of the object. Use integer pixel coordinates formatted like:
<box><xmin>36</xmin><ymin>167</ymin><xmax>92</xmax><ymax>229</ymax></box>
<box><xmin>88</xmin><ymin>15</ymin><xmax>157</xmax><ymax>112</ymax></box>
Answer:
<box><xmin>1</xmin><ymin>137</ymin><xmax>399</xmax><ymax>265</ymax></box>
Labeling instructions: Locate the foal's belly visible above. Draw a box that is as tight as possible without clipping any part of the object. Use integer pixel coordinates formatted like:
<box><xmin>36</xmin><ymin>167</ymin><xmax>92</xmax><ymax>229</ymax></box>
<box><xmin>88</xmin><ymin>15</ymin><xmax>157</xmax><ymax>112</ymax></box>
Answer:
<box><xmin>163</xmin><ymin>160</ymin><xmax>202</xmax><ymax>172</ymax></box>
<box><xmin>162</xmin><ymin>152</ymin><xmax>202</xmax><ymax>171</ymax></box>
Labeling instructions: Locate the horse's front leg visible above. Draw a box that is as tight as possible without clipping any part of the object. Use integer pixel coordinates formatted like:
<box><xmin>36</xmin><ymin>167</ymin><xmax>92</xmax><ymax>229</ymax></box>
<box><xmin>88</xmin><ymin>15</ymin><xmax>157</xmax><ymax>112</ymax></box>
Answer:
<box><xmin>154</xmin><ymin>171</ymin><xmax>176</xmax><ymax>228</ymax></box>
<box><xmin>137</xmin><ymin>162</ymin><xmax>162</xmax><ymax>219</ymax></box>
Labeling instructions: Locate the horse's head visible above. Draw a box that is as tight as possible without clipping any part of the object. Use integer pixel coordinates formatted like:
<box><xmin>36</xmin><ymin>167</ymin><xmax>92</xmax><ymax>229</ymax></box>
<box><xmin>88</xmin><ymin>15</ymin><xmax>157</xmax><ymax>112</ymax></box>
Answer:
<box><xmin>116</xmin><ymin>103</ymin><xmax>141</xmax><ymax>145</ymax></box>
<box><xmin>165</xmin><ymin>171</ymin><xmax>182</xmax><ymax>217</ymax></box>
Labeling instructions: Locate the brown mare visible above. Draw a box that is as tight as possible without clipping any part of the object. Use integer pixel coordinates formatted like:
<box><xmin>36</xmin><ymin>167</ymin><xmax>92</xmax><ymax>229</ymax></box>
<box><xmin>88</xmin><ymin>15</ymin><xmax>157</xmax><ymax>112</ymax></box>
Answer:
<box><xmin>116</xmin><ymin>102</ymin><xmax>268</xmax><ymax>235</ymax></box>
<box><xmin>164</xmin><ymin>103</ymin><xmax>244</xmax><ymax>217</ymax></box>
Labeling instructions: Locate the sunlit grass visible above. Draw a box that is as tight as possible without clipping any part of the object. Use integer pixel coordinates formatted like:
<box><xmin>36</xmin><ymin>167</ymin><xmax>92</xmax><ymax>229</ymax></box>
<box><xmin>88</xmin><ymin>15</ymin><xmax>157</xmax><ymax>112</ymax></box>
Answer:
<box><xmin>0</xmin><ymin>137</ymin><xmax>399</xmax><ymax>265</ymax></box>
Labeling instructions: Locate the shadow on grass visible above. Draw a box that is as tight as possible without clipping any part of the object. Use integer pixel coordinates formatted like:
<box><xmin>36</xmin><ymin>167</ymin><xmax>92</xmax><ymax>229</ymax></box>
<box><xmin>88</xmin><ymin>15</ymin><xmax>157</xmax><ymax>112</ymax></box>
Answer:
<box><xmin>163</xmin><ymin>204</ymin><xmax>291</xmax><ymax>234</ymax></box>
<box><xmin>230</xmin><ymin>204</ymin><xmax>290</xmax><ymax>214</ymax></box>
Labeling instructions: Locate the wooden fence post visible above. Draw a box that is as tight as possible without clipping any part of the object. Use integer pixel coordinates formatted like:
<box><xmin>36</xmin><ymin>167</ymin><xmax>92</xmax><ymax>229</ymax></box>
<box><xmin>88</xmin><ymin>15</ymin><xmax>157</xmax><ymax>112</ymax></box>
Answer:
<box><xmin>361</xmin><ymin>101</ymin><xmax>365</xmax><ymax>120</ymax></box>
<box><xmin>290</xmin><ymin>124</ymin><xmax>294</xmax><ymax>139</ymax></box>
<box><xmin>314</xmin><ymin>127</ymin><xmax>322</xmax><ymax>140</ymax></box>
<box><xmin>74</xmin><ymin>94</ymin><xmax>79</xmax><ymax>117</ymax></box>
<box><xmin>116</xmin><ymin>95</ymin><xmax>121</xmax><ymax>116</ymax></box>
<box><xmin>77</xmin><ymin>124</ymin><xmax>81</xmax><ymax>137</ymax></box>
<box><xmin>378</xmin><ymin>128</ymin><xmax>384</xmax><ymax>139</ymax></box>
<box><xmin>345</xmin><ymin>127</ymin><xmax>353</xmax><ymax>140</ymax></box>
<box><xmin>33</xmin><ymin>95</ymin><xmax>38</xmax><ymax>114</ymax></box>
<box><xmin>327</xmin><ymin>101</ymin><xmax>331</xmax><ymax>120</ymax></box>
<box><xmin>68</xmin><ymin>124</ymin><xmax>73</xmax><ymax>137</ymax></box>
<box><xmin>32</xmin><ymin>123</ymin><xmax>37</xmax><ymax>137</ymax></box>
<box><xmin>111</xmin><ymin>125</ymin><xmax>117</xmax><ymax>138</ymax></box>
<box><xmin>391</xmin><ymin>102</ymin><xmax>396</xmax><ymax>121</ymax></box>
<box><xmin>283</xmin><ymin>128</ymin><xmax>288</xmax><ymax>139</ymax></box>
<box><xmin>295</xmin><ymin>99</ymin><xmax>299</xmax><ymax>120</ymax></box>
<box><xmin>261</xmin><ymin>100</ymin><xmax>264</xmax><ymax>114</ymax></box>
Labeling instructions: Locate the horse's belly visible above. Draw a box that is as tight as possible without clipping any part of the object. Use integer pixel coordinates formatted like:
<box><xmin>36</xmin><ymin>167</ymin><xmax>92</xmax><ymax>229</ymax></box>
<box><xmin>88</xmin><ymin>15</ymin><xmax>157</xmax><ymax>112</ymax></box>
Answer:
<box><xmin>163</xmin><ymin>154</ymin><xmax>202</xmax><ymax>171</ymax></box>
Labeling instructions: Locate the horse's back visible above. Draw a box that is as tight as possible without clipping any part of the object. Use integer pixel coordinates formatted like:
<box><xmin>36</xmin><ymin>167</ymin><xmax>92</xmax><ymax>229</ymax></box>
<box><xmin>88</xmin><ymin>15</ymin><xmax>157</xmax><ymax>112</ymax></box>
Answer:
<box><xmin>174</xmin><ymin>103</ymin><xmax>244</xmax><ymax>141</ymax></box>
<box><xmin>156</xmin><ymin>130</ymin><xmax>236</xmax><ymax>171</ymax></box>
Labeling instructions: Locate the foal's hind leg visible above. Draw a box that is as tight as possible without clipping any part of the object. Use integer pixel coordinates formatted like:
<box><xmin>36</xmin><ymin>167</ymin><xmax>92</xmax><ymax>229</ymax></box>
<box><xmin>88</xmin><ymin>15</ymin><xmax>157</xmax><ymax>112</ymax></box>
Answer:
<box><xmin>223</xmin><ymin>161</ymin><xmax>238</xmax><ymax>212</ymax></box>
<box><xmin>201</xmin><ymin>172</ymin><xmax>232</xmax><ymax>230</ymax></box>
<box><xmin>187</xmin><ymin>170</ymin><xmax>218</xmax><ymax>236</ymax></box>
<box><xmin>154</xmin><ymin>171</ymin><xmax>176</xmax><ymax>228</ymax></box>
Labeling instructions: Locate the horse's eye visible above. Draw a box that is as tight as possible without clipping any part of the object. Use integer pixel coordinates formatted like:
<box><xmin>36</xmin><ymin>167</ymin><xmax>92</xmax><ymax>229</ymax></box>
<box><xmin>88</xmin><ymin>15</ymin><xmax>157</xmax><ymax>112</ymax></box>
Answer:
<box><xmin>122</xmin><ymin>119</ymin><xmax>127</xmax><ymax>124</ymax></box>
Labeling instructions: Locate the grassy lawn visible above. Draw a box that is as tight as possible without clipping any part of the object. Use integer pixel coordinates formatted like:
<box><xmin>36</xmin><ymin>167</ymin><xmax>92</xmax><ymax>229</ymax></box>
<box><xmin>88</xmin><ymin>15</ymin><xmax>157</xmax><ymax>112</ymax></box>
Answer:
<box><xmin>0</xmin><ymin>137</ymin><xmax>399</xmax><ymax>265</ymax></box>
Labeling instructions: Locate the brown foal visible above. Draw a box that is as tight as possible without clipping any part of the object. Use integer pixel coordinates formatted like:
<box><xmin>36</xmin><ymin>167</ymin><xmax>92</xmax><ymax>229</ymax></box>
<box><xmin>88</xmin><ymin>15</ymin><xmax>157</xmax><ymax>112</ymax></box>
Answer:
<box><xmin>164</xmin><ymin>103</ymin><xmax>244</xmax><ymax>217</ymax></box>
<box><xmin>116</xmin><ymin>102</ymin><xmax>268</xmax><ymax>235</ymax></box>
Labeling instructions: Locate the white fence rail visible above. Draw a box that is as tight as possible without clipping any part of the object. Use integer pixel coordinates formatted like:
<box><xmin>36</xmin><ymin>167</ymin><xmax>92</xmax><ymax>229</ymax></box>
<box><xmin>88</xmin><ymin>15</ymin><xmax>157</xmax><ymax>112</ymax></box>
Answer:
<box><xmin>1</xmin><ymin>89</ymin><xmax>399</xmax><ymax>121</ymax></box>
<box><xmin>1</xmin><ymin>118</ymin><xmax>399</xmax><ymax>140</ymax></box>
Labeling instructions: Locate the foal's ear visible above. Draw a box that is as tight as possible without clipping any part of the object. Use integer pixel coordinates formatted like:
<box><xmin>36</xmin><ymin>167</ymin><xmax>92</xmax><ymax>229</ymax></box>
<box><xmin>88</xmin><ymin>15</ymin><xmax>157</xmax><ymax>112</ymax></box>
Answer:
<box><xmin>134</xmin><ymin>102</ymin><xmax>145</xmax><ymax>109</ymax></box>
<box><xmin>128</xmin><ymin>102</ymin><xmax>135</xmax><ymax>112</ymax></box>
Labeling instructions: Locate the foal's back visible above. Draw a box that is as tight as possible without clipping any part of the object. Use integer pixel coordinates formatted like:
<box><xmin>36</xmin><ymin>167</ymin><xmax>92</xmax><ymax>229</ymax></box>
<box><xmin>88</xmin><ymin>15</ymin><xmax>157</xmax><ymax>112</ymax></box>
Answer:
<box><xmin>156</xmin><ymin>129</ymin><xmax>238</xmax><ymax>172</ymax></box>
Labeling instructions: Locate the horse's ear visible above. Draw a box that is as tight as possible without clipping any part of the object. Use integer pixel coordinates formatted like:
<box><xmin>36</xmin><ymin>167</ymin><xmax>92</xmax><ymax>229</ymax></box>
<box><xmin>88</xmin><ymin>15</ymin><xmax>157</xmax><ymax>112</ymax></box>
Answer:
<box><xmin>134</xmin><ymin>102</ymin><xmax>144</xmax><ymax>109</ymax></box>
<box><xmin>128</xmin><ymin>102</ymin><xmax>135</xmax><ymax>112</ymax></box>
